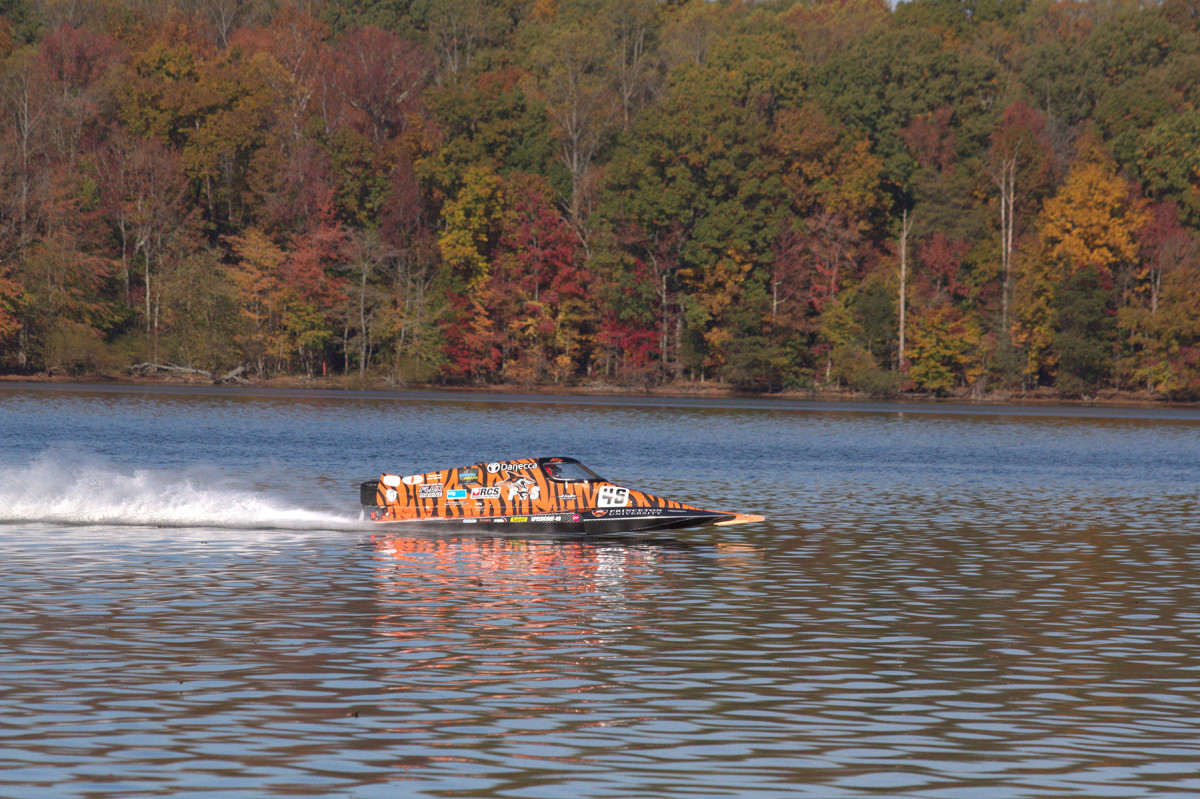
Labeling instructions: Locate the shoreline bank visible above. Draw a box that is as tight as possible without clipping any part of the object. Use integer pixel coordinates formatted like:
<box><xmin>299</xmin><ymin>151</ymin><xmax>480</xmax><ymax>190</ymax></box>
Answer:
<box><xmin>1</xmin><ymin>370</ymin><xmax>1192</xmax><ymax>410</ymax></box>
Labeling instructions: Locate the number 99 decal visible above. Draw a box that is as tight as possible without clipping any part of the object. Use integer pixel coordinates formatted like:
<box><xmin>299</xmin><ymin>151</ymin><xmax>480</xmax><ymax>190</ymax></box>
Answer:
<box><xmin>597</xmin><ymin>486</ymin><xmax>630</xmax><ymax>508</ymax></box>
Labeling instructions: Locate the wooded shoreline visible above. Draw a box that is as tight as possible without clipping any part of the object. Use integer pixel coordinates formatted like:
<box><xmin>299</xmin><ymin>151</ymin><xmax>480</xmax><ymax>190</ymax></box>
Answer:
<box><xmin>3</xmin><ymin>369</ymin><xmax>1191</xmax><ymax>411</ymax></box>
<box><xmin>4</xmin><ymin>1</ymin><xmax>1200</xmax><ymax>401</ymax></box>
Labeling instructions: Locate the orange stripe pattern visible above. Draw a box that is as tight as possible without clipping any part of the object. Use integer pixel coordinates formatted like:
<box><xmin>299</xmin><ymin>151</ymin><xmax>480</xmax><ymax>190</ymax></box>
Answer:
<box><xmin>369</xmin><ymin>457</ymin><xmax>704</xmax><ymax>523</ymax></box>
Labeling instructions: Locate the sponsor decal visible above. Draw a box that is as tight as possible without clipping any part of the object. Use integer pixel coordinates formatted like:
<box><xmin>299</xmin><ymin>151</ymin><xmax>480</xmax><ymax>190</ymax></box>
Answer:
<box><xmin>418</xmin><ymin>485</ymin><xmax>443</xmax><ymax>499</ymax></box>
<box><xmin>487</xmin><ymin>462</ymin><xmax>534</xmax><ymax>474</ymax></box>
<box><xmin>509</xmin><ymin>516</ymin><xmax>529</xmax><ymax>523</ymax></box>
<box><xmin>571</xmin><ymin>514</ymin><xmax>581</xmax><ymax>522</ymax></box>
<box><xmin>471</xmin><ymin>486</ymin><xmax>502</xmax><ymax>499</ymax></box>
<box><xmin>558</xmin><ymin>493</ymin><xmax>577</xmax><ymax>501</ymax></box>
<box><xmin>447</xmin><ymin>489</ymin><xmax>468</xmax><ymax>500</ymax></box>
<box><xmin>384</xmin><ymin>488</ymin><xmax>398</xmax><ymax>503</ymax></box>
<box><xmin>494</xmin><ymin>518</ymin><xmax>507</xmax><ymax>523</ymax></box>
<box><xmin>591</xmin><ymin>510</ymin><xmax>607</xmax><ymax>518</ymax></box>
<box><xmin>499</xmin><ymin>476</ymin><xmax>540</xmax><ymax>501</ymax></box>
<box><xmin>602</xmin><ymin>508</ymin><xmax>658</xmax><ymax>517</ymax></box>
<box><xmin>401</xmin><ymin>474</ymin><xmax>424</xmax><ymax>485</ymax></box>
<box><xmin>462</xmin><ymin>519</ymin><xmax>478</xmax><ymax>524</ymax></box>
<box><xmin>381</xmin><ymin>475</ymin><xmax>402</xmax><ymax>487</ymax></box>
<box><xmin>458</xmin><ymin>469</ymin><xmax>480</xmax><ymax>483</ymax></box>
<box><xmin>597</xmin><ymin>486</ymin><xmax>630</xmax><ymax>508</ymax></box>
<box><xmin>531</xmin><ymin>515</ymin><xmax>558</xmax><ymax>522</ymax></box>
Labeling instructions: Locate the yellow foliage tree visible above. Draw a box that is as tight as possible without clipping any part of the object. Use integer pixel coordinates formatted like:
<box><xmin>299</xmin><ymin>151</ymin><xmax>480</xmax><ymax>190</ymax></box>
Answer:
<box><xmin>1014</xmin><ymin>145</ymin><xmax>1148</xmax><ymax>382</ymax></box>
<box><xmin>907</xmin><ymin>304</ymin><xmax>983</xmax><ymax>394</ymax></box>
<box><xmin>1039</xmin><ymin>158</ymin><xmax>1147</xmax><ymax>279</ymax></box>
<box><xmin>772</xmin><ymin>103</ymin><xmax>887</xmax><ymax>223</ymax></box>
<box><xmin>696</xmin><ymin>249</ymin><xmax>753</xmax><ymax>372</ymax></box>
<box><xmin>437</xmin><ymin>166</ymin><xmax>504</xmax><ymax>290</ymax></box>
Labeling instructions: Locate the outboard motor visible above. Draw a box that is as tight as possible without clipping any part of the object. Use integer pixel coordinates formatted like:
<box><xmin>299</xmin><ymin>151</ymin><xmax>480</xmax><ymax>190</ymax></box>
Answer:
<box><xmin>359</xmin><ymin>480</ymin><xmax>382</xmax><ymax>521</ymax></box>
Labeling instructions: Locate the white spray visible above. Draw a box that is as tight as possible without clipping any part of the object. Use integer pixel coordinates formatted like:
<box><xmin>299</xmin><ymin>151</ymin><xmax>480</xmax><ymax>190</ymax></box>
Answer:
<box><xmin>0</xmin><ymin>450</ymin><xmax>360</xmax><ymax>530</ymax></box>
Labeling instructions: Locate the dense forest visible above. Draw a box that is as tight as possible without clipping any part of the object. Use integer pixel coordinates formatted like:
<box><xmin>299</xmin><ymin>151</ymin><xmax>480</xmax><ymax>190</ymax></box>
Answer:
<box><xmin>2</xmin><ymin>0</ymin><xmax>1199</xmax><ymax>398</ymax></box>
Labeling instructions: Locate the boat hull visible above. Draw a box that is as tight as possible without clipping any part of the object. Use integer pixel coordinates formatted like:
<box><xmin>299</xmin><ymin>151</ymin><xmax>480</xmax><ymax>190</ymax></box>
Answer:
<box><xmin>361</xmin><ymin>507</ymin><xmax>737</xmax><ymax>535</ymax></box>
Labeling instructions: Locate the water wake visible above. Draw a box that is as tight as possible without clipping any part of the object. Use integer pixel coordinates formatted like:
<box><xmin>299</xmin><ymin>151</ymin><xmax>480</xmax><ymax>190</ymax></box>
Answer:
<box><xmin>0</xmin><ymin>451</ymin><xmax>360</xmax><ymax>530</ymax></box>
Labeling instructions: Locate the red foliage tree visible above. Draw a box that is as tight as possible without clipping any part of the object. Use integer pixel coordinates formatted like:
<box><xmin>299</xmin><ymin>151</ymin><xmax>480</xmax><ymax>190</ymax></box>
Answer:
<box><xmin>331</xmin><ymin>26</ymin><xmax>433</xmax><ymax>149</ymax></box>
<box><xmin>441</xmin><ymin>174</ymin><xmax>587</xmax><ymax>384</ymax></box>
<box><xmin>915</xmin><ymin>232</ymin><xmax>970</xmax><ymax>303</ymax></box>
<box><xmin>900</xmin><ymin>105</ymin><xmax>956</xmax><ymax>173</ymax></box>
<box><xmin>283</xmin><ymin>192</ymin><xmax>348</xmax><ymax>313</ymax></box>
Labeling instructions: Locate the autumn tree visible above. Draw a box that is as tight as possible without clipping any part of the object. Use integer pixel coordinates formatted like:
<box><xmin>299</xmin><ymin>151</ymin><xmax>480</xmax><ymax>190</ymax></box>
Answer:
<box><xmin>907</xmin><ymin>304</ymin><xmax>983</xmax><ymax>394</ymax></box>
<box><xmin>599</xmin><ymin>29</ymin><xmax>798</xmax><ymax>382</ymax></box>
<box><xmin>1014</xmin><ymin>141</ymin><xmax>1148</xmax><ymax>388</ymax></box>
<box><xmin>489</xmin><ymin>174</ymin><xmax>587</xmax><ymax>385</ymax></box>
<box><xmin>1117</xmin><ymin>202</ymin><xmax>1200</xmax><ymax>396</ymax></box>
<box><xmin>424</xmin><ymin>0</ymin><xmax>510</xmax><ymax>80</ymax></box>
<box><xmin>422</xmin><ymin>66</ymin><xmax>563</xmax><ymax>205</ymax></box>
<box><xmin>226</xmin><ymin>226</ymin><xmax>283</xmax><ymax>375</ymax></box>
<box><xmin>985</xmin><ymin>101</ymin><xmax>1057</xmax><ymax>335</ymax></box>
<box><xmin>1136</xmin><ymin>111</ymin><xmax>1200</xmax><ymax>229</ymax></box>
<box><xmin>780</xmin><ymin>0</ymin><xmax>891</xmax><ymax>70</ymax></box>
<box><xmin>0</xmin><ymin>260</ymin><xmax>21</xmax><ymax>351</ymax></box>
<box><xmin>1018</xmin><ymin>3</ymin><xmax>1102</xmax><ymax>125</ymax></box>
<box><xmin>332</xmin><ymin>25</ymin><xmax>432</xmax><ymax>151</ymax></box>
<box><xmin>813</xmin><ymin>25</ymin><xmax>1000</xmax><ymax>176</ymax></box>
<box><xmin>155</xmin><ymin>245</ymin><xmax>240</xmax><ymax>372</ymax></box>
<box><xmin>96</xmin><ymin>130</ymin><xmax>190</xmax><ymax>352</ymax></box>
<box><xmin>437</xmin><ymin>165</ymin><xmax>504</xmax><ymax>380</ymax></box>
<box><xmin>604</xmin><ymin>0</ymin><xmax>663</xmax><ymax>126</ymax></box>
<box><xmin>520</xmin><ymin>2</ymin><xmax>620</xmax><ymax>234</ymax></box>
<box><xmin>0</xmin><ymin>44</ymin><xmax>52</xmax><ymax>256</ymax></box>
<box><xmin>185</xmin><ymin>43</ymin><xmax>280</xmax><ymax>231</ymax></box>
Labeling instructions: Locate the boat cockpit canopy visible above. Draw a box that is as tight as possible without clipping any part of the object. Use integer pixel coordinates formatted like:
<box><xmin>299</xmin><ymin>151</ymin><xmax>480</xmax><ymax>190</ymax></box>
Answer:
<box><xmin>538</xmin><ymin>457</ymin><xmax>603</xmax><ymax>483</ymax></box>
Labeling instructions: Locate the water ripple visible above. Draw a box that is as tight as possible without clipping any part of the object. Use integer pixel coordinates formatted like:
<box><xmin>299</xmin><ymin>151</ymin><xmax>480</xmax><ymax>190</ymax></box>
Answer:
<box><xmin>3</xmin><ymin>388</ymin><xmax>1200</xmax><ymax>796</ymax></box>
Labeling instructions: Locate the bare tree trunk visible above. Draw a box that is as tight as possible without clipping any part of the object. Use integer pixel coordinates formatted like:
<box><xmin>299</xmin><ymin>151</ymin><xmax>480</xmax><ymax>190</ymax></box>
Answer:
<box><xmin>660</xmin><ymin>272</ymin><xmax>669</xmax><ymax>378</ymax></box>
<box><xmin>1151</xmin><ymin>266</ymin><xmax>1161</xmax><ymax>316</ymax></box>
<box><xmin>118</xmin><ymin>221</ymin><xmax>130</xmax><ymax>304</ymax></box>
<box><xmin>11</xmin><ymin>65</ymin><xmax>45</xmax><ymax>251</ymax></box>
<box><xmin>674</xmin><ymin>315</ymin><xmax>683</xmax><ymax>381</ymax></box>
<box><xmin>899</xmin><ymin>207</ymin><xmax>914</xmax><ymax>368</ymax></box>
<box><xmin>358</xmin><ymin>259</ymin><xmax>370</xmax><ymax>376</ymax></box>
<box><xmin>144</xmin><ymin>254</ymin><xmax>152</xmax><ymax>336</ymax></box>
<box><xmin>990</xmin><ymin>154</ymin><xmax>1017</xmax><ymax>335</ymax></box>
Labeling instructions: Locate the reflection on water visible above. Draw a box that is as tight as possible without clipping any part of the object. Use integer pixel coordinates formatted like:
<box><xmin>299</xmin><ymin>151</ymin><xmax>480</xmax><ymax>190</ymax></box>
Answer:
<box><xmin>372</xmin><ymin>535</ymin><xmax>672</xmax><ymax>664</ymax></box>
<box><xmin>2</xmin><ymin>385</ymin><xmax>1200</xmax><ymax>797</ymax></box>
<box><xmin>361</xmin><ymin>522</ymin><xmax>1200</xmax><ymax>798</ymax></box>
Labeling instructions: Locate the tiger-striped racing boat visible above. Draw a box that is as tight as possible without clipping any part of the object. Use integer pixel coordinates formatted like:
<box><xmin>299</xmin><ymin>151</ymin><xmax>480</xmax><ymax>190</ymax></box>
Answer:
<box><xmin>360</xmin><ymin>457</ymin><xmax>764</xmax><ymax>533</ymax></box>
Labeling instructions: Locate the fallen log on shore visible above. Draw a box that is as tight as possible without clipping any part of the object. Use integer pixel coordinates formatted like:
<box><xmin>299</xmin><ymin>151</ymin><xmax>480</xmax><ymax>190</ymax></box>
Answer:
<box><xmin>129</xmin><ymin>363</ymin><xmax>249</xmax><ymax>384</ymax></box>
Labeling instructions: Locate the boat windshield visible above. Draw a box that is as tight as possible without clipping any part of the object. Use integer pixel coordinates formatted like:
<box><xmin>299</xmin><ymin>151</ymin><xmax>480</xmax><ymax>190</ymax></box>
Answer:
<box><xmin>541</xmin><ymin>459</ymin><xmax>602</xmax><ymax>483</ymax></box>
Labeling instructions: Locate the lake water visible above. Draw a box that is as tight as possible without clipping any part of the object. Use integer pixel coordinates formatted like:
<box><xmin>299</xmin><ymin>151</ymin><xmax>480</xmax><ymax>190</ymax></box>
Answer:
<box><xmin>2</xmin><ymin>383</ymin><xmax>1200</xmax><ymax>798</ymax></box>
